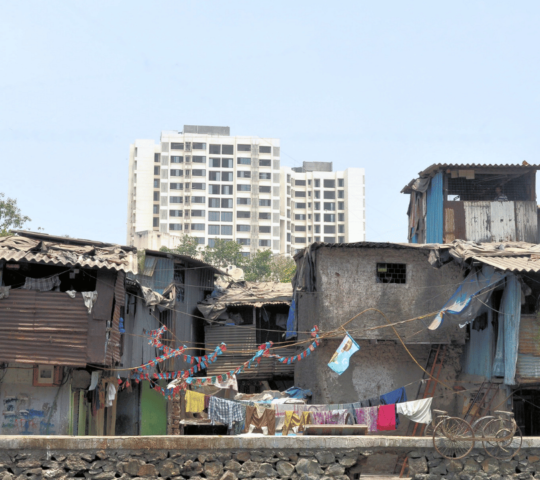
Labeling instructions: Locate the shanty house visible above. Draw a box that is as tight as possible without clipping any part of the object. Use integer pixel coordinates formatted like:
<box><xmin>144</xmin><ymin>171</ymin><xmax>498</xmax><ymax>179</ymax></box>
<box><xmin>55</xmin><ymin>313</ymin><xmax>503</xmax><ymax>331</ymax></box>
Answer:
<box><xmin>0</xmin><ymin>230</ymin><xmax>137</xmax><ymax>436</ymax></box>
<box><xmin>402</xmin><ymin>163</ymin><xmax>540</xmax><ymax>244</ymax></box>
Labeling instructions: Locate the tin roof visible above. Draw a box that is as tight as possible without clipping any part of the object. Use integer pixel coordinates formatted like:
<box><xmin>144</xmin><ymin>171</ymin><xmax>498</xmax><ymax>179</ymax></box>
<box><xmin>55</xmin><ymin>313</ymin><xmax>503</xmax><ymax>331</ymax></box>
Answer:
<box><xmin>401</xmin><ymin>163</ymin><xmax>540</xmax><ymax>193</ymax></box>
<box><xmin>0</xmin><ymin>231</ymin><xmax>138</xmax><ymax>273</ymax></box>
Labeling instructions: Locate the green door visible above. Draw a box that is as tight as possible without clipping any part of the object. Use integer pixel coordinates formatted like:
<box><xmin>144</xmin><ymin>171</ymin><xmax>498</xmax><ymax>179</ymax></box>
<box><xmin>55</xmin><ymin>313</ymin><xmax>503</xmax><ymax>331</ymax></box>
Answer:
<box><xmin>140</xmin><ymin>381</ymin><xmax>167</xmax><ymax>435</ymax></box>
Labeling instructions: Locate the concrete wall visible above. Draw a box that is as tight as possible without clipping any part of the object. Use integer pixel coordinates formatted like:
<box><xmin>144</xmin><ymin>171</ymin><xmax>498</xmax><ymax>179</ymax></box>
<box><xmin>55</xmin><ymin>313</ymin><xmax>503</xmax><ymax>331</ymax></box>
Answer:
<box><xmin>297</xmin><ymin>247</ymin><xmax>467</xmax><ymax>344</ymax></box>
<box><xmin>0</xmin><ymin>365</ymin><xmax>71</xmax><ymax>435</ymax></box>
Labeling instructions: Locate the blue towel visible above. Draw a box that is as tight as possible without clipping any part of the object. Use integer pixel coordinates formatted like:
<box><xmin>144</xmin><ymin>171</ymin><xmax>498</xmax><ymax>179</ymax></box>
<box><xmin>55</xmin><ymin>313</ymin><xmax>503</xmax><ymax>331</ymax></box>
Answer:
<box><xmin>380</xmin><ymin>387</ymin><xmax>407</xmax><ymax>426</ymax></box>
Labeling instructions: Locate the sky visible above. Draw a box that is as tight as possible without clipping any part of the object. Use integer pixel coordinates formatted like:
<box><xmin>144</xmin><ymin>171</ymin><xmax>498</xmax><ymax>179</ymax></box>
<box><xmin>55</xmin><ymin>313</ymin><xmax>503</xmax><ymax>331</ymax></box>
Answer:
<box><xmin>1</xmin><ymin>1</ymin><xmax>540</xmax><ymax>245</ymax></box>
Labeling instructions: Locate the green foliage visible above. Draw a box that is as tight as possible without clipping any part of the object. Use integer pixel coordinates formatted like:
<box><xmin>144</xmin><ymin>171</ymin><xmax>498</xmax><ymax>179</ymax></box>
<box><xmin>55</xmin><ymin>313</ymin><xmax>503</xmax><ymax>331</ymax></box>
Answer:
<box><xmin>270</xmin><ymin>255</ymin><xmax>297</xmax><ymax>283</ymax></box>
<box><xmin>0</xmin><ymin>193</ymin><xmax>31</xmax><ymax>236</ymax></box>
<box><xmin>162</xmin><ymin>234</ymin><xmax>200</xmax><ymax>258</ymax></box>
<box><xmin>244</xmin><ymin>249</ymin><xmax>272</xmax><ymax>282</ymax></box>
<box><xmin>202</xmin><ymin>238</ymin><xmax>244</xmax><ymax>268</ymax></box>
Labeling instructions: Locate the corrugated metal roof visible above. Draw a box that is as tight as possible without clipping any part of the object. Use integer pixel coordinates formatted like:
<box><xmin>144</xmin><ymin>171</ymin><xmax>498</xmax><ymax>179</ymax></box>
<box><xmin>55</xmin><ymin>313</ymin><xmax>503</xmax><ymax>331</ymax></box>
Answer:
<box><xmin>402</xmin><ymin>163</ymin><xmax>540</xmax><ymax>193</ymax></box>
<box><xmin>0</xmin><ymin>232</ymin><xmax>137</xmax><ymax>273</ymax></box>
<box><xmin>0</xmin><ymin>289</ymin><xmax>89</xmax><ymax>366</ymax></box>
<box><xmin>144</xmin><ymin>249</ymin><xmax>226</xmax><ymax>276</ymax></box>
<box><xmin>472</xmin><ymin>255</ymin><xmax>540</xmax><ymax>273</ymax></box>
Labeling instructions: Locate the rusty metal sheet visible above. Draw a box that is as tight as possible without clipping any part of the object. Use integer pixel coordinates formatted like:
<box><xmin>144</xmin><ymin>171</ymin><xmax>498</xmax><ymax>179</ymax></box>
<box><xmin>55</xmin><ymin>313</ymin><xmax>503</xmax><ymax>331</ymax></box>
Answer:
<box><xmin>490</xmin><ymin>201</ymin><xmax>517</xmax><ymax>242</ymax></box>
<box><xmin>516</xmin><ymin>315</ymin><xmax>540</xmax><ymax>383</ymax></box>
<box><xmin>0</xmin><ymin>290</ymin><xmax>89</xmax><ymax>366</ymax></box>
<box><xmin>515</xmin><ymin>201</ymin><xmax>538</xmax><ymax>243</ymax></box>
<box><xmin>464</xmin><ymin>201</ymin><xmax>491</xmax><ymax>242</ymax></box>
<box><xmin>93</xmin><ymin>270</ymin><xmax>116</xmax><ymax>321</ymax></box>
<box><xmin>443</xmin><ymin>201</ymin><xmax>465</xmax><ymax>242</ymax></box>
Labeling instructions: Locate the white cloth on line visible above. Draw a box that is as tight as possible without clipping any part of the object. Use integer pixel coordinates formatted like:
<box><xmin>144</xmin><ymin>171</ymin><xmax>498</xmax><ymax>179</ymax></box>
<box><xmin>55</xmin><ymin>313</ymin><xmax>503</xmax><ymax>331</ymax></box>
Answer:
<box><xmin>216</xmin><ymin>374</ymin><xmax>238</xmax><ymax>391</ymax></box>
<box><xmin>105</xmin><ymin>382</ymin><xmax>117</xmax><ymax>407</ymax></box>
<box><xmin>89</xmin><ymin>371</ymin><xmax>100</xmax><ymax>391</ymax></box>
<box><xmin>396</xmin><ymin>397</ymin><xmax>433</xmax><ymax>424</ymax></box>
<box><xmin>82</xmin><ymin>291</ymin><xmax>98</xmax><ymax>314</ymax></box>
<box><xmin>65</xmin><ymin>290</ymin><xmax>77</xmax><ymax>299</ymax></box>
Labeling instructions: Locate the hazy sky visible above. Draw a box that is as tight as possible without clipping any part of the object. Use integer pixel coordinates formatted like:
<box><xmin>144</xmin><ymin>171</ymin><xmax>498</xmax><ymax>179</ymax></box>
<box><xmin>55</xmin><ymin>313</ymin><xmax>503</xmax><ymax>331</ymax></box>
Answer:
<box><xmin>1</xmin><ymin>1</ymin><xmax>539</xmax><ymax>244</ymax></box>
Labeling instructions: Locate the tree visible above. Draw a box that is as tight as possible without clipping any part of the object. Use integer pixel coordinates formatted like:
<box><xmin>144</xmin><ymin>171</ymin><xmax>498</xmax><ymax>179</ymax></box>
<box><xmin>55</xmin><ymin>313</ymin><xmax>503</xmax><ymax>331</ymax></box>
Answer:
<box><xmin>270</xmin><ymin>255</ymin><xmax>297</xmax><ymax>283</ymax></box>
<box><xmin>160</xmin><ymin>234</ymin><xmax>200</xmax><ymax>258</ymax></box>
<box><xmin>202</xmin><ymin>238</ymin><xmax>244</xmax><ymax>268</ymax></box>
<box><xmin>244</xmin><ymin>249</ymin><xmax>272</xmax><ymax>282</ymax></box>
<box><xmin>0</xmin><ymin>193</ymin><xmax>31</xmax><ymax>236</ymax></box>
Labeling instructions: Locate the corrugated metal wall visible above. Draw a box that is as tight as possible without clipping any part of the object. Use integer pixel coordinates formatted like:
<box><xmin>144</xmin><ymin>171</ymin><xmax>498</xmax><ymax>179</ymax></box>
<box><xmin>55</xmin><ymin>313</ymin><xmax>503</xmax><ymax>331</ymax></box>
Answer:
<box><xmin>463</xmin><ymin>309</ymin><xmax>494</xmax><ymax>380</ymax></box>
<box><xmin>128</xmin><ymin>256</ymin><xmax>174</xmax><ymax>294</ymax></box>
<box><xmin>426</xmin><ymin>171</ymin><xmax>444</xmax><ymax>243</ymax></box>
<box><xmin>0</xmin><ymin>290</ymin><xmax>89</xmax><ymax>366</ymax></box>
<box><xmin>517</xmin><ymin>315</ymin><xmax>540</xmax><ymax>383</ymax></box>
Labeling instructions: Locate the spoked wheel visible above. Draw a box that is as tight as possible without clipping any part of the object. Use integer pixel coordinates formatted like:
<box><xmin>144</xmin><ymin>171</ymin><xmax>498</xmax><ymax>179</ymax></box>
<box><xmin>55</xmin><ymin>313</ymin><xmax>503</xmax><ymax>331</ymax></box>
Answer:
<box><xmin>482</xmin><ymin>419</ymin><xmax>522</xmax><ymax>460</ymax></box>
<box><xmin>433</xmin><ymin>417</ymin><xmax>475</xmax><ymax>460</ymax></box>
<box><xmin>423</xmin><ymin>423</ymin><xmax>434</xmax><ymax>437</ymax></box>
<box><xmin>471</xmin><ymin>416</ymin><xmax>495</xmax><ymax>436</ymax></box>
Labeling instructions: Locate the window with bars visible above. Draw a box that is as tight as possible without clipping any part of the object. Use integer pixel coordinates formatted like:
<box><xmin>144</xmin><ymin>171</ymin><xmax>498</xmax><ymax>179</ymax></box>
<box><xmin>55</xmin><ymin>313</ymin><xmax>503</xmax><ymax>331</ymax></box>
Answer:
<box><xmin>376</xmin><ymin>263</ymin><xmax>407</xmax><ymax>284</ymax></box>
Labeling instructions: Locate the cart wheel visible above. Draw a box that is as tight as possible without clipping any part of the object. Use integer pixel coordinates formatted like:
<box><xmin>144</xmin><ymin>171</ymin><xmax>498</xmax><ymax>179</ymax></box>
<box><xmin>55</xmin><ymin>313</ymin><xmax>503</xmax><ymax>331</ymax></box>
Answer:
<box><xmin>433</xmin><ymin>417</ymin><xmax>474</xmax><ymax>460</ymax></box>
<box><xmin>471</xmin><ymin>416</ymin><xmax>495</xmax><ymax>436</ymax></box>
<box><xmin>482</xmin><ymin>419</ymin><xmax>522</xmax><ymax>460</ymax></box>
<box><xmin>423</xmin><ymin>423</ymin><xmax>434</xmax><ymax>436</ymax></box>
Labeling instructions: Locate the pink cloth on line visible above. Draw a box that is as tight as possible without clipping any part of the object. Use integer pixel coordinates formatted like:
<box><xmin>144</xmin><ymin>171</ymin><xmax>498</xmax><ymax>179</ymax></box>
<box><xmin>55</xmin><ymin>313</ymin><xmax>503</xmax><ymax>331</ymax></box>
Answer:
<box><xmin>354</xmin><ymin>406</ymin><xmax>378</xmax><ymax>432</ymax></box>
<box><xmin>376</xmin><ymin>404</ymin><xmax>396</xmax><ymax>431</ymax></box>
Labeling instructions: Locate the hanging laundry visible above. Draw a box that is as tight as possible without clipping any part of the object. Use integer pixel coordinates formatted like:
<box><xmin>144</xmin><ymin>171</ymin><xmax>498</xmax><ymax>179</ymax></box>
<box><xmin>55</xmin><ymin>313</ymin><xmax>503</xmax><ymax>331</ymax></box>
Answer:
<box><xmin>186</xmin><ymin>390</ymin><xmax>206</xmax><ymax>413</ymax></box>
<box><xmin>396</xmin><ymin>397</ymin><xmax>433</xmax><ymax>425</ymax></box>
<box><xmin>208</xmin><ymin>397</ymin><xmax>245</xmax><ymax>429</ymax></box>
<box><xmin>282</xmin><ymin>411</ymin><xmax>312</xmax><ymax>436</ymax></box>
<box><xmin>274</xmin><ymin>404</ymin><xmax>308</xmax><ymax>431</ymax></box>
<box><xmin>81</xmin><ymin>291</ymin><xmax>98</xmax><ymax>314</ymax></box>
<box><xmin>215</xmin><ymin>374</ymin><xmax>238</xmax><ymax>391</ymax></box>
<box><xmin>89</xmin><ymin>371</ymin><xmax>100</xmax><ymax>391</ymax></box>
<box><xmin>380</xmin><ymin>386</ymin><xmax>407</xmax><ymax>426</ymax></box>
<box><xmin>22</xmin><ymin>275</ymin><xmax>61</xmax><ymax>292</ymax></box>
<box><xmin>328</xmin><ymin>333</ymin><xmax>360</xmax><ymax>375</ymax></box>
<box><xmin>354</xmin><ymin>406</ymin><xmax>378</xmax><ymax>432</ymax></box>
<box><xmin>368</xmin><ymin>397</ymin><xmax>380</xmax><ymax>407</ymax></box>
<box><xmin>204</xmin><ymin>395</ymin><xmax>211</xmax><ymax>410</ymax></box>
<box><xmin>105</xmin><ymin>383</ymin><xmax>117</xmax><ymax>407</ymax></box>
<box><xmin>311</xmin><ymin>409</ymin><xmax>350</xmax><ymax>425</ymax></box>
<box><xmin>377</xmin><ymin>404</ymin><xmax>396</xmax><ymax>431</ymax></box>
<box><xmin>328</xmin><ymin>403</ymin><xmax>355</xmax><ymax>425</ymax></box>
<box><xmin>244</xmin><ymin>406</ymin><xmax>276</xmax><ymax>435</ymax></box>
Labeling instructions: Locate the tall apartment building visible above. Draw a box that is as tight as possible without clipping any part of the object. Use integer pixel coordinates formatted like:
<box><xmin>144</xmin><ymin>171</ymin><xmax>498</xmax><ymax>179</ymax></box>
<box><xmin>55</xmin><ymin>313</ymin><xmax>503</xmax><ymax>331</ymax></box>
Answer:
<box><xmin>127</xmin><ymin>126</ymin><xmax>365</xmax><ymax>257</ymax></box>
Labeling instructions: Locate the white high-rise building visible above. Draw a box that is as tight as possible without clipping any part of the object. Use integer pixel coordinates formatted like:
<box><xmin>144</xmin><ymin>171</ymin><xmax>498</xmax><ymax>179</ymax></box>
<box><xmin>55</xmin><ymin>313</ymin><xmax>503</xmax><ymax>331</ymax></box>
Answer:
<box><xmin>127</xmin><ymin>126</ymin><xmax>365</xmax><ymax>257</ymax></box>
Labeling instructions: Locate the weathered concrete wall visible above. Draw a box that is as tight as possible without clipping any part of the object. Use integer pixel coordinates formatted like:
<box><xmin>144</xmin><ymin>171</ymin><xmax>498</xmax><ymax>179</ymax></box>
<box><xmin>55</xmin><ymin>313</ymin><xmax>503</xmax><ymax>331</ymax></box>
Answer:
<box><xmin>297</xmin><ymin>247</ymin><xmax>466</xmax><ymax>344</ymax></box>
<box><xmin>0</xmin><ymin>365</ymin><xmax>71</xmax><ymax>435</ymax></box>
<box><xmin>295</xmin><ymin>340</ymin><xmax>464</xmax><ymax>428</ymax></box>
<box><xmin>0</xmin><ymin>436</ymin><xmax>536</xmax><ymax>479</ymax></box>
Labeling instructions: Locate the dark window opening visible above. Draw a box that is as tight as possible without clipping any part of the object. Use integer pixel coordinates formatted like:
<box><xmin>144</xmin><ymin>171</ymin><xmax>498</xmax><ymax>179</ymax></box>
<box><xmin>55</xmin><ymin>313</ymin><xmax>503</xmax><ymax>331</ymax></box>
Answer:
<box><xmin>514</xmin><ymin>389</ymin><xmax>540</xmax><ymax>436</ymax></box>
<box><xmin>376</xmin><ymin>263</ymin><xmax>406</xmax><ymax>284</ymax></box>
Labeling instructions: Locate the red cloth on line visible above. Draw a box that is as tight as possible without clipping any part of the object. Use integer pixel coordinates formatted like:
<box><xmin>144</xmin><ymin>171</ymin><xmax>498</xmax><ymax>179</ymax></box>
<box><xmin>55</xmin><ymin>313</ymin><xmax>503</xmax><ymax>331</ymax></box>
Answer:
<box><xmin>204</xmin><ymin>395</ymin><xmax>210</xmax><ymax>410</ymax></box>
<box><xmin>376</xmin><ymin>404</ymin><xmax>396</xmax><ymax>431</ymax></box>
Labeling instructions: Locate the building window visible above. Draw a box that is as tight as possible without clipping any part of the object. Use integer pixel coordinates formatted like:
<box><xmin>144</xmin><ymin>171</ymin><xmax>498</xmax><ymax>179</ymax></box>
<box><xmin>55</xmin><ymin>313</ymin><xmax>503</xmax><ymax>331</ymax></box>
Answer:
<box><xmin>237</xmin><ymin>157</ymin><xmax>251</xmax><ymax>165</ymax></box>
<box><xmin>338</xmin><ymin>190</ymin><xmax>345</xmax><ymax>199</ymax></box>
<box><xmin>338</xmin><ymin>179</ymin><xmax>344</xmax><ymax>187</ymax></box>
<box><xmin>222</xmin><ymin>158</ymin><xmax>233</xmax><ymax>168</ymax></box>
<box><xmin>314</xmin><ymin>202</ymin><xmax>320</xmax><ymax>210</ymax></box>
<box><xmin>324</xmin><ymin>191</ymin><xmax>335</xmax><ymax>199</ymax></box>
<box><xmin>195</xmin><ymin>237</ymin><xmax>205</xmax><ymax>245</ymax></box>
<box><xmin>308</xmin><ymin>180</ymin><xmax>312</xmax><ymax>185</ymax></box>
<box><xmin>259</xmin><ymin>199</ymin><xmax>271</xmax><ymax>206</ymax></box>
<box><xmin>209</xmin><ymin>211</ymin><xmax>220</xmax><ymax>221</ymax></box>
<box><xmin>259</xmin><ymin>186</ymin><xmax>271</xmax><ymax>193</ymax></box>
<box><xmin>324</xmin><ymin>179</ymin><xmax>335</xmax><ymax>188</ymax></box>
<box><xmin>324</xmin><ymin>225</ymin><xmax>336</xmax><ymax>234</ymax></box>
<box><xmin>237</xmin><ymin>198</ymin><xmax>251</xmax><ymax>205</ymax></box>
<box><xmin>295</xmin><ymin>214</ymin><xmax>306</xmax><ymax>220</ymax></box>
<box><xmin>237</xmin><ymin>238</ymin><xmax>250</xmax><ymax>245</ymax></box>
<box><xmin>154</xmin><ymin>179</ymin><xmax>160</xmax><ymax>188</ymax></box>
<box><xmin>338</xmin><ymin>236</ymin><xmax>345</xmax><ymax>243</ymax></box>
<box><xmin>338</xmin><ymin>224</ymin><xmax>345</xmax><ymax>233</ymax></box>
<box><xmin>221</xmin><ymin>198</ymin><xmax>233</xmax><ymax>208</ymax></box>
<box><xmin>209</xmin><ymin>171</ymin><xmax>221</xmax><ymax>181</ymax></box>
<box><xmin>222</xmin><ymin>185</ymin><xmax>234</xmax><ymax>195</ymax></box>
<box><xmin>221</xmin><ymin>212</ymin><xmax>232</xmax><ymax>222</ymax></box>
<box><xmin>221</xmin><ymin>225</ymin><xmax>233</xmax><ymax>235</ymax></box>
<box><xmin>210</xmin><ymin>158</ymin><xmax>220</xmax><ymax>168</ymax></box>
<box><xmin>209</xmin><ymin>185</ymin><xmax>220</xmax><ymax>194</ymax></box>
<box><xmin>192</xmin><ymin>169</ymin><xmax>206</xmax><ymax>176</ymax></box>
<box><xmin>295</xmin><ymin>237</ymin><xmax>306</xmax><ymax>244</ymax></box>
<box><xmin>171</xmin><ymin>143</ymin><xmax>184</xmax><ymax>150</ymax></box>
<box><xmin>236</xmin><ymin>225</ymin><xmax>250</xmax><ymax>233</ymax></box>
<box><xmin>237</xmin><ymin>211</ymin><xmax>250</xmax><ymax>219</ymax></box>
<box><xmin>170</xmin><ymin>223</ymin><xmax>182</xmax><ymax>231</ymax></box>
<box><xmin>295</xmin><ymin>226</ymin><xmax>306</xmax><ymax>232</ymax></box>
<box><xmin>209</xmin><ymin>145</ymin><xmax>221</xmax><ymax>154</ymax></box>
<box><xmin>259</xmin><ymin>173</ymin><xmax>272</xmax><ymax>180</ymax></box>
<box><xmin>208</xmin><ymin>198</ymin><xmax>220</xmax><ymax>208</ymax></box>
<box><xmin>171</xmin><ymin>156</ymin><xmax>183</xmax><ymax>163</ymax></box>
<box><xmin>193</xmin><ymin>156</ymin><xmax>206</xmax><ymax>164</ymax></box>
<box><xmin>259</xmin><ymin>146</ymin><xmax>271</xmax><ymax>153</ymax></box>
<box><xmin>314</xmin><ymin>179</ymin><xmax>320</xmax><ymax>188</ymax></box>
<box><xmin>222</xmin><ymin>172</ymin><xmax>233</xmax><ymax>181</ymax></box>
<box><xmin>171</xmin><ymin>169</ymin><xmax>183</xmax><ymax>176</ymax></box>
<box><xmin>208</xmin><ymin>225</ymin><xmax>220</xmax><ymax>235</ymax></box>
<box><xmin>153</xmin><ymin>217</ymin><xmax>159</xmax><ymax>227</ymax></box>
<box><xmin>315</xmin><ymin>225</ymin><xmax>320</xmax><ymax>234</ymax></box>
<box><xmin>295</xmin><ymin>202</ymin><xmax>306</xmax><ymax>208</ymax></box>
<box><xmin>154</xmin><ymin>166</ymin><xmax>160</xmax><ymax>175</ymax></box>
<box><xmin>191</xmin><ymin>196</ymin><xmax>205</xmax><ymax>204</ymax></box>
<box><xmin>237</xmin><ymin>171</ymin><xmax>251</xmax><ymax>178</ymax></box>
<box><xmin>154</xmin><ymin>153</ymin><xmax>160</xmax><ymax>162</ymax></box>
<box><xmin>192</xmin><ymin>143</ymin><xmax>206</xmax><ymax>150</ymax></box>
<box><xmin>338</xmin><ymin>213</ymin><xmax>345</xmax><ymax>221</ymax></box>
<box><xmin>191</xmin><ymin>224</ymin><xmax>205</xmax><ymax>231</ymax></box>
<box><xmin>238</xmin><ymin>144</ymin><xmax>251</xmax><ymax>152</ymax></box>
<box><xmin>323</xmin><ymin>236</ymin><xmax>336</xmax><ymax>243</ymax></box>
<box><xmin>170</xmin><ymin>183</ymin><xmax>183</xmax><ymax>190</ymax></box>
<box><xmin>314</xmin><ymin>236</ymin><xmax>320</xmax><ymax>242</ymax></box>
<box><xmin>185</xmin><ymin>196</ymin><xmax>191</xmax><ymax>204</ymax></box>
<box><xmin>324</xmin><ymin>214</ymin><xmax>336</xmax><ymax>222</ymax></box>
<box><xmin>153</xmin><ymin>205</ymin><xmax>159</xmax><ymax>214</ymax></box>
<box><xmin>153</xmin><ymin>191</ymin><xmax>159</xmax><ymax>201</ymax></box>
<box><xmin>259</xmin><ymin>212</ymin><xmax>271</xmax><ymax>220</ymax></box>
<box><xmin>208</xmin><ymin>238</ymin><xmax>216</xmax><ymax>248</ymax></box>
<box><xmin>192</xmin><ymin>183</ymin><xmax>206</xmax><ymax>190</ymax></box>
<box><xmin>315</xmin><ymin>214</ymin><xmax>320</xmax><ymax>222</ymax></box>
<box><xmin>259</xmin><ymin>226</ymin><xmax>271</xmax><ymax>233</ymax></box>
<box><xmin>295</xmin><ymin>180</ymin><xmax>306</xmax><ymax>186</ymax></box>
<box><xmin>237</xmin><ymin>184</ymin><xmax>251</xmax><ymax>192</ymax></box>
<box><xmin>287</xmin><ymin>233</ymin><xmax>291</xmax><ymax>242</ymax></box>
<box><xmin>338</xmin><ymin>202</ymin><xmax>345</xmax><ymax>210</ymax></box>
<box><xmin>376</xmin><ymin>263</ymin><xmax>407</xmax><ymax>284</ymax></box>
<box><xmin>259</xmin><ymin>160</ymin><xmax>271</xmax><ymax>167</ymax></box>
<box><xmin>324</xmin><ymin>202</ymin><xmax>336</xmax><ymax>211</ymax></box>
<box><xmin>170</xmin><ymin>209</ymin><xmax>183</xmax><ymax>217</ymax></box>
<box><xmin>191</xmin><ymin>210</ymin><xmax>205</xmax><ymax>218</ymax></box>
<box><xmin>287</xmin><ymin>174</ymin><xmax>291</xmax><ymax>183</ymax></box>
<box><xmin>259</xmin><ymin>240</ymin><xmax>271</xmax><ymax>247</ymax></box>
<box><xmin>295</xmin><ymin>191</ymin><xmax>306</xmax><ymax>198</ymax></box>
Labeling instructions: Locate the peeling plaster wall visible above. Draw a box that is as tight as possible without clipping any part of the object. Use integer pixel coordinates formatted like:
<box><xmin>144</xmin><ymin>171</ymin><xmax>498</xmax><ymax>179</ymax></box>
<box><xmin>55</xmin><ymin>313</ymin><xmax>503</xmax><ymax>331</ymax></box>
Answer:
<box><xmin>0</xmin><ymin>365</ymin><xmax>71</xmax><ymax>435</ymax></box>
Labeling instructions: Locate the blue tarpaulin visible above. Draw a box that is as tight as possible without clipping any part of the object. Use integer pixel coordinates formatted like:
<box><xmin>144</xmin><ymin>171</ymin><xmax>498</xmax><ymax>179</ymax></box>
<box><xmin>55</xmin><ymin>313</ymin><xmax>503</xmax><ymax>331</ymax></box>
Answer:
<box><xmin>285</xmin><ymin>298</ymin><xmax>297</xmax><ymax>339</ymax></box>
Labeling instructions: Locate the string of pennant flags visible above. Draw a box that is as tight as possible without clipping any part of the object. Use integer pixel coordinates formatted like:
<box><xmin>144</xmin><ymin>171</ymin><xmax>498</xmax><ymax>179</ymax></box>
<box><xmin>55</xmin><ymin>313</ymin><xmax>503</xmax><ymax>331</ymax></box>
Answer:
<box><xmin>120</xmin><ymin>325</ymin><xmax>320</xmax><ymax>399</ymax></box>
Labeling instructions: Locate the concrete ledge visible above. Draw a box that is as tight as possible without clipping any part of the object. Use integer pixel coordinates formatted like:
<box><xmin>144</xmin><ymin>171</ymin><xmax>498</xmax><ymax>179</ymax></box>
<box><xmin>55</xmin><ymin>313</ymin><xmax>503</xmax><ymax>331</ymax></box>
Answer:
<box><xmin>0</xmin><ymin>435</ymin><xmax>538</xmax><ymax>451</ymax></box>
